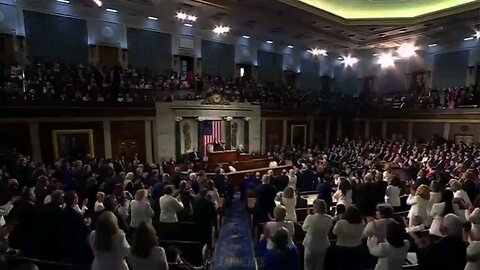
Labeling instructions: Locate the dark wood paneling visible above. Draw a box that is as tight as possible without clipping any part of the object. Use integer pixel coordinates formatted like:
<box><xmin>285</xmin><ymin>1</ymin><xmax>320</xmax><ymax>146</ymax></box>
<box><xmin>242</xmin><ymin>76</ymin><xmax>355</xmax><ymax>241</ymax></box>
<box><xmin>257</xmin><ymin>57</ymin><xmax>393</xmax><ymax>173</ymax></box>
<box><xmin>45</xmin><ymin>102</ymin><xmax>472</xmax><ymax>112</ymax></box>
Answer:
<box><xmin>110</xmin><ymin>121</ymin><xmax>146</xmax><ymax>162</ymax></box>
<box><xmin>265</xmin><ymin>120</ymin><xmax>283</xmax><ymax>147</ymax></box>
<box><xmin>370</xmin><ymin>121</ymin><xmax>382</xmax><ymax>139</ymax></box>
<box><xmin>0</xmin><ymin>123</ymin><xmax>31</xmax><ymax>155</ymax></box>
<box><xmin>386</xmin><ymin>122</ymin><xmax>408</xmax><ymax>140</ymax></box>
<box><xmin>314</xmin><ymin>121</ymin><xmax>326</xmax><ymax>146</ymax></box>
<box><xmin>38</xmin><ymin>122</ymin><xmax>104</xmax><ymax>162</ymax></box>
<box><xmin>287</xmin><ymin>120</ymin><xmax>309</xmax><ymax>146</ymax></box>
<box><xmin>343</xmin><ymin>118</ymin><xmax>354</xmax><ymax>140</ymax></box>
<box><xmin>412</xmin><ymin>122</ymin><xmax>444</xmax><ymax>142</ymax></box>
<box><xmin>356</xmin><ymin>120</ymin><xmax>365</xmax><ymax>139</ymax></box>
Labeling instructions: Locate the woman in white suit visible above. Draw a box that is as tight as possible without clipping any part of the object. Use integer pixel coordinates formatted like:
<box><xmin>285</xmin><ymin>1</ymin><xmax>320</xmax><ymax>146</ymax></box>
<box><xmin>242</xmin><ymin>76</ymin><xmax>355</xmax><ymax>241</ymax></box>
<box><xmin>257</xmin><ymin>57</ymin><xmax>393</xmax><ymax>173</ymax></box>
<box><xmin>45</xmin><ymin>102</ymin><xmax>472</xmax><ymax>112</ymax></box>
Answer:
<box><xmin>130</xmin><ymin>189</ymin><xmax>154</xmax><ymax>230</ymax></box>
<box><xmin>89</xmin><ymin>211</ymin><xmax>130</xmax><ymax>270</ymax></box>
<box><xmin>385</xmin><ymin>177</ymin><xmax>401</xmax><ymax>210</ymax></box>
<box><xmin>406</xmin><ymin>184</ymin><xmax>430</xmax><ymax>227</ymax></box>
<box><xmin>430</xmin><ymin>189</ymin><xmax>460</xmax><ymax>236</ymax></box>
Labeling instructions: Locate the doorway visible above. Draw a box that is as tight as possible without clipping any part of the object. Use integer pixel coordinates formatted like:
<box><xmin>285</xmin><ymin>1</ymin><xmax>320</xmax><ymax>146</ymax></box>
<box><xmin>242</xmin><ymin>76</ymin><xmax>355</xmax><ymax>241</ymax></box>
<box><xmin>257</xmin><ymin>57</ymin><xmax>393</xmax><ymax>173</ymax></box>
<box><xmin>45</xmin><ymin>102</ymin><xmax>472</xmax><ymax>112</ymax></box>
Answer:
<box><xmin>236</xmin><ymin>63</ymin><xmax>252</xmax><ymax>80</ymax></box>
<box><xmin>119</xmin><ymin>139</ymin><xmax>138</xmax><ymax>161</ymax></box>
<box><xmin>179</xmin><ymin>55</ymin><xmax>194</xmax><ymax>75</ymax></box>
<box><xmin>98</xmin><ymin>45</ymin><xmax>119</xmax><ymax>69</ymax></box>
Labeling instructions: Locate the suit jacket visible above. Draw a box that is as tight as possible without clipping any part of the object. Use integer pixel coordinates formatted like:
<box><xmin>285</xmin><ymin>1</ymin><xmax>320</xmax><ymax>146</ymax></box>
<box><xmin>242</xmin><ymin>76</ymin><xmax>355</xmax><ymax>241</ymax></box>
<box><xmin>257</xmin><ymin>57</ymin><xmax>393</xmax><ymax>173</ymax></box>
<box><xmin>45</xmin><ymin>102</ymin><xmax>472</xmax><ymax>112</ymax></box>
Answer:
<box><xmin>254</xmin><ymin>184</ymin><xmax>277</xmax><ymax>223</ymax></box>
<box><xmin>299</xmin><ymin>170</ymin><xmax>316</xmax><ymax>191</ymax></box>
<box><xmin>38</xmin><ymin>203</ymin><xmax>64</xmax><ymax>261</ymax></box>
<box><xmin>418</xmin><ymin>234</ymin><xmax>466</xmax><ymax>270</ymax></box>
<box><xmin>372</xmin><ymin>180</ymin><xmax>388</xmax><ymax>206</ymax></box>
<box><xmin>317</xmin><ymin>181</ymin><xmax>333</xmax><ymax>206</ymax></box>
<box><xmin>61</xmin><ymin>207</ymin><xmax>93</xmax><ymax>265</ymax></box>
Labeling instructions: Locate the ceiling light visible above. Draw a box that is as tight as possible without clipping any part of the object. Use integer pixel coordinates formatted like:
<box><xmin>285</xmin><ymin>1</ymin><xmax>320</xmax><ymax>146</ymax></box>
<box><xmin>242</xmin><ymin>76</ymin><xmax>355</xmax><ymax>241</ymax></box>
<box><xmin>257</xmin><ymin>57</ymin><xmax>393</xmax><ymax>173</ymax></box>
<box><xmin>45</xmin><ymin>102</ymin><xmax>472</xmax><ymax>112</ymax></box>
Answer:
<box><xmin>428</xmin><ymin>43</ymin><xmax>437</xmax><ymax>47</ymax></box>
<box><xmin>176</xmin><ymin>12</ymin><xmax>196</xmax><ymax>22</ymax></box>
<box><xmin>242</xmin><ymin>35</ymin><xmax>250</xmax><ymax>39</ymax></box>
<box><xmin>310</xmin><ymin>48</ymin><xmax>327</xmax><ymax>56</ymax></box>
<box><xmin>378</xmin><ymin>53</ymin><xmax>395</xmax><ymax>69</ymax></box>
<box><xmin>288</xmin><ymin>45</ymin><xmax>294</xmax><ymax>49</ymax></box>
<box><xmin>187</xmin><ymin>15</ymin><xmax>197</xmax><ymax>22</ymax></box>
<box><xmin>475</xmin><ymin>31</ymin><xmax>480</xmax><ymax>39</ymax></box>
<box><xmin>148</xmin><ymin>16</ymin><xmax>158</xmax><ymax>21</ymax></box>
<box><xmin>106</xmin><ymin>8</ymin><xmax>117</xmax><ymax>13</ymax></box>
<box><xmin>57</xmin><ymin>0</ymin><xmax>69</xmax><ymax>3</ymax></box>
<box><xmin>464</xmin><ymin>36</ymin><xmax>474</xmax><ymax>41</ymax></box>
<box><xmin>213</xmin><ymin>25</ymin><xmax>230</xmax><ymax>34</ymax></box>
<box><xmin>338</xmin><ymin>57</ymin><xmax>343</xmax><ymax>60</ymax></box>
<box><xmin>266</xmin><ymin>40</ymin><xmax>273</xmax><ymax>44</ymax></box>
<box><xmin>372</xmin><ymin>53</ymin><xmax>379</xmax><ymax>57</ymax></box>
<box><xmin>184</xmin><ymin>23</ymin><xmax>193</xmax><ymax>27</ymax></box>
<box><xmin>93</xmin><ymin>0</ymin><xmax>102</xmax><ymax>7</ymax></box>
<box><xmin>176</xmin><ymin>12</ymin><xmax>187</xmax><ymax>20</ymax></box>
<box><xmin>397</xmin><ymin>42</ymin><xmax>417</xmax><ymax>58</ymax></box>
<box><xmin>342</xmin><ymin>55</ymin><xmax>358</xmax><ymax>67</ymax></box>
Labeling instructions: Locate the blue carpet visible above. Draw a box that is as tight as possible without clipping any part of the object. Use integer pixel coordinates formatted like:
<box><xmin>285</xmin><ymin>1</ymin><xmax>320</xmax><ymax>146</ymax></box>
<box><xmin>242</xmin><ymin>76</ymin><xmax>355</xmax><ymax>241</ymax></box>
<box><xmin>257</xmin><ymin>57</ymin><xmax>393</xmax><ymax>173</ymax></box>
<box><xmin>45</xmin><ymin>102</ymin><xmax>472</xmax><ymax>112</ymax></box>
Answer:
<box><xmin>212</xmin><ymin>194</ymin><xmax>257</xmax><ymax>270</ymax></box>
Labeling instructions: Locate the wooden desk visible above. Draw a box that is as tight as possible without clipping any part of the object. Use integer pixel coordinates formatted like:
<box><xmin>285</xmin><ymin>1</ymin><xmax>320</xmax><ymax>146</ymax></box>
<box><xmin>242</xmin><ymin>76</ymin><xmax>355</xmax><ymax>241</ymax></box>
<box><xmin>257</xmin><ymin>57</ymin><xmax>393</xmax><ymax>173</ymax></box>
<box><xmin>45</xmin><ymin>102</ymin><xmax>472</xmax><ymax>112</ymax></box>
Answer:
<box><xmin>238</xmin><ymin>153</ymin><xmax>252</xmax><ymax>162</ymax></box>
<box><xmin>208</xmin><ymin>150</ymin><xmax>237</xmax><ymax>164</ymax></box>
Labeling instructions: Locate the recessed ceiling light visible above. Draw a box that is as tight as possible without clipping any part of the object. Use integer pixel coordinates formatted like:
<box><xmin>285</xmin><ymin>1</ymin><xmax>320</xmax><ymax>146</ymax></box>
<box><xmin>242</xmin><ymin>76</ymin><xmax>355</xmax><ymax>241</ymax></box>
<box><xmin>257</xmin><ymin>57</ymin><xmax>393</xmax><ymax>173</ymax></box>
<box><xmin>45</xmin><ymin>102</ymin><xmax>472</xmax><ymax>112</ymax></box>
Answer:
<box><xmin>93</xmin><ymin>0</ymin><xmax>102</xmax><ymax>7</ymax></box>
<box><xmin>57</xmin><ymin>0</ymin><xmax>69</xmax><ymax>3</ymax></box>
<box><xmin>148</xmin><ymin>16</ymin><xmax>158</xmax><ymax>21</ymax></box>
<box><xmin>106</xmin><ymin>8</ymin><xmax>117</xmax><ymax>13</ymax></box>
<box><xmin>187</xmin><ymin>15</ymin><xmax>197</xmax><ymax>22</ymax></box>
<box><xmin>184</xmin><ymin>23</ymin><xmax>193</xmax><ymax>27</ymax></box>
<box><xmin>464</xmin><ymin>36</ymin><xmax>474</xmax><ymax>41</ymax></box>
<box><xmin>266</xmin><ymin>40</ymin><xmax>273</xmax><ymax>44</ymax></box>
<box><xmin>475</xmin><ymin>31</ymin><xmax>480</xmax><ymax>39</ymax></box>
<box><xmin>213</xmin><ymin>25</ymin><xmax>230</xmax><ymax>34</ymax></box>
<box><xmin>428</xmin><ymin>43</ymin><xmax>437</xmax><ymax>47</ymax></box>
<box><xmin>287</xmin><ymin>45</ymin><xmax>294</xmax><ymax>48</ymax></box>
<box><xmin>372</xmin><ymin>53</ymin><xmax>380</xmax><ymax>56</ymax></box>
<box><xmin>242</xmin><ymin>35</ymin><xmax>250</xmax><ymax>39</ymax></box>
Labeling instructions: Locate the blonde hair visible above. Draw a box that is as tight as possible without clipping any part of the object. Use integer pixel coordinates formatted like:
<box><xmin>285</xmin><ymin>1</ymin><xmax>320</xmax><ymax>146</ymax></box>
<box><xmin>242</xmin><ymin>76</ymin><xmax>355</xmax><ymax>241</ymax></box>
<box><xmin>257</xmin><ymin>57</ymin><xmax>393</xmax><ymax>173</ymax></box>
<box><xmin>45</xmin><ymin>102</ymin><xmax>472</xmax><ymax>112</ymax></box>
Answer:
<box><xmin>135</xmin><ymin>189</ymin><xmax>148</xmax><ymax>201</ymax></box>
<box><xmin>94</xmin><ymin>211</ymin><xmax>120</xmax><ymax>251</ymax></box>
<box><xmin>415</xmin><ymin>184</ymin><xmax>430</xmax><ymax>200</ymax></box>
<box><xmin>449</xmin><ymin>180</ymin><xmax>461</xmax><ymax>191</ymax></box>
<box><xmin>283</xmin><ymin>186</ymin><xmax>295</xmax><ymax>199</ymax></box>
<box><xmin>96</xmin><ymin>191</ymin><xmax>105</xmax><ymax>200</ymax></box>
<box><xmin>273</xmin><ymin>205</ymin><xmax>287</xmax><ymax>221</ymax></box>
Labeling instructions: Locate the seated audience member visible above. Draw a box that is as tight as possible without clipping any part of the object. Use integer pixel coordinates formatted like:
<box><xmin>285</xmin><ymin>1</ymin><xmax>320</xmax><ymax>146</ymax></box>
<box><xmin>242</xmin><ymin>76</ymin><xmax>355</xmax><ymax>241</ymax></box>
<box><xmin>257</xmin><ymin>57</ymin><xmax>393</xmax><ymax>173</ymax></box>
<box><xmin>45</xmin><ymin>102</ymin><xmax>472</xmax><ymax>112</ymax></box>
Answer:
<box><xmin>333</xmin><ymin>205</ymin><xmax>365</xmax><ymax>270</ymax></box>
<box><xmin>302</xmin><ymin>199</ymin><xmax>333</xmax><ymax>270</ymax></box>
<box><xmin>264</xmin><ymin>205</ymin><xmax>295</xmax><ymax>249</ymax></box>
<box><xmin>259</xmin><ymin>227</ymin><xmax>300</xmax><ymax>270</ymax></box>
<box><xmin>367</xmin><ymin>221</ymin><xmax>410</xmax><ymax>270</ymax></box>
<box><xmin>192</xmin><ymin>188</ymin><xmax>217</xmax><ymax>247</ymax></box>
<box><xmin>166</xmin><ymin>246</ymin><xmax>195</xmax><ymax>270</ymax></box>
<box><xmin>332</xmin><ymin>179</ymin><xmax>353</xmax><ymax>207</ymax></box>
<box><xmin>95</xmin><ymin>191</ymin><xmax>106</xmax><ymax>212</ymax></box>
<box><xmin>130</xmin><ymin>189</ymin><xmax>154</xmax><ymax>232</ymax></box>
<box><xmin>89</xmin><ymin>211</ymin><xmax>130</xmax><ymax>270</ymax></box>
<box><xmin>407</xmin><ymin>184</ymin><xmax>430</xmax><ymax>227</ymax></box>
<box><xmin>414</xmin><ymin>214</ymin><xmax>466</xmax><ymax>270</ymax></box>
<box><xmin>430</xmin><ymin>189</ymin><xmax>460</xmax><ymax>236</ymax></box>
<box><xmin>385</xmin><ymin>176</ymin><xmax>402</xmax><ymax>211</ymax></box>
<box><xmin>280</xmin><ymin>186</ymin><xmax>297</xmax><ymax>222</ymax></box>
<box><xmin>253</xmin><ymin>175</ymin><xmax>277</xmax><ymax>225</ymax></box>
<box><xmin>159</xmin><ymin>185</ymin><xmax>184</xmax><ymax>223</ymax></box>
<box><xmin>177</xmin><ymin>180</ymin><xmax>195</xmax><ymax>221</ymax></box>
<box><xmin>363</xmin><ymin>204</ymin><xmax>395</xmax><ymax>242</ymax></box>
<box><xmin>128</xmin><ymin>221</ymin><xmax>168</xmax><ymax>270</ymax></box>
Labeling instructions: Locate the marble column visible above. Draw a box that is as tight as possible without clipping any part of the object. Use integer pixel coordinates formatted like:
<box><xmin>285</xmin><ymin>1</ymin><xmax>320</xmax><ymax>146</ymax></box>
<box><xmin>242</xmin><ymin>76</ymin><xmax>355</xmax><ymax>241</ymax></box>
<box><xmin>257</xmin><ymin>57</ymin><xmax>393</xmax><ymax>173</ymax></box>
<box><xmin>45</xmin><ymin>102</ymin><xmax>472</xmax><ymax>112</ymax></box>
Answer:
<box><xmin>443</xmin><ymin>123</ymin><xmax>450</xmax><ymax>140</ymax></box>
<box><xmin>175</xmin><ymin>117</ymin><xmax>182</xmax><ymax>159</ymax></box>
<box><xmin>282</xmin><ymin>119</ymin><xmax>288</xmax><ymax>145</ymax></box>
<box><xmin>197</xmin><ymin>117</ymin><xmax>205</xmax><ymax>157</ymax></box>
<box><xmin>103</xmin><ymin>121</ymin><xmax>112</xmax><ymax>159</ymax></box>
<box><xmin>381</xmin><ymin>121</ymin><xmax>387</xmax><ymax>139</ymax></box>
<box><xmin>407</xmin><ymin>122</ymin><xmax>413</xmax><ymax>141</ymax></box>
<box><xmin>244</xmin><ymin>117</ymin><xmax>250</xmax><ymax>152</ymax></box>
<box><xmin>29</xmin><ymin>122</ymin><xmax>41</xmax><ymax>161</ymax></box>
<box><xmin>225</xmin><ymin>117</ymin><xmax>232</xmax><ymax>150</ymax></box>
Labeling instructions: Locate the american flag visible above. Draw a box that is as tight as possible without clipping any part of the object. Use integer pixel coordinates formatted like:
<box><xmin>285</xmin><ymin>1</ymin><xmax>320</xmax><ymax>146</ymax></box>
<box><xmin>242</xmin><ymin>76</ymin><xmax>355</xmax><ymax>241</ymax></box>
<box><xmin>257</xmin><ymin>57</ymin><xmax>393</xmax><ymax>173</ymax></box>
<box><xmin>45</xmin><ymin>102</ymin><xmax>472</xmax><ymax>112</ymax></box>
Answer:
<box><xmin>203</xmin><ymin>120</ymin><xmax>222</xmax><ymax>157</ymax></box>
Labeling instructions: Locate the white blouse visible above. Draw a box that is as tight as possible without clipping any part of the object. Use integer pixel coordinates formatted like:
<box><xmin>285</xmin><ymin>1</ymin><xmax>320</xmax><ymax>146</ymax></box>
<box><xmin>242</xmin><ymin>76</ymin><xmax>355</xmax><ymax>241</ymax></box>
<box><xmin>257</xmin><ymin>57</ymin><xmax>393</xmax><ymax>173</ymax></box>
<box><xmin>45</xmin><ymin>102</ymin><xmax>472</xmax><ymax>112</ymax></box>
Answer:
<box><xmin>128</xmin><ymin>246</ymin><xmax>168</xmax><ymax>270</ymax></box>
<box><xmin>282</xmin><ymin>196</ymin><xmax>297</xmax><ymax>222</ymax></box>
<box><xmin>407</xmin><ymin>195</ymin><xmax>430</xmax><ymax>226</ymax></box>
<box><xmin>333</xmin><ymin>220</ymin><xmax>365</xmax><ymax>247</ymax></box>
<box><xmin>333</xmin><ymin>189</ymin><xmax>352</xmax><ymax>207</ymax></box>
<box><xmin>465</xmin><ymin>241</ymin><xmax>480</xmax><ymax>270</ymax></box>
<box><xmin>265</xmin><ymin>220</ymin><xmax>295</xmax><ymax>249</ymax></box>
<box><xmin>385</xmin><ymin>186</ymin><xmax>401</xmax><ymax>207</ymax></box>
<box><xmin>467</xmin><ymin>208</ymin><xmax>480</xmax><ymax>242</ymax></box>
<box><xmin>429</xmin><ymin>202</ymin><xmax>460</xmax><ymax>236</ymax></box>
<box><xmin>367</xmin><ymin>236</ymin><xmax>410</xmax><ymax>270</ymax></box>
<box><xmin>89</xmin><ymin>231</ymin><xmax>130</xmax><ymax>270</ymax></box>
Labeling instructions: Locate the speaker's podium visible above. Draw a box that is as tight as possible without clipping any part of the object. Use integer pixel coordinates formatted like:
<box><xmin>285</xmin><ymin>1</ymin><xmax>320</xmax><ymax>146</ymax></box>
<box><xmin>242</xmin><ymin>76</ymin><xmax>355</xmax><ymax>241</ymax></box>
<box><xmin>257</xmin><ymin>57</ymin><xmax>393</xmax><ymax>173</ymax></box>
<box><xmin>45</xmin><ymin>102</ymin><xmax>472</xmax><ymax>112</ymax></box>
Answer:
<box><xmin>208</xmin><ymin>150</ymin><xmax>239</xmax><ymax>164</ymax></box>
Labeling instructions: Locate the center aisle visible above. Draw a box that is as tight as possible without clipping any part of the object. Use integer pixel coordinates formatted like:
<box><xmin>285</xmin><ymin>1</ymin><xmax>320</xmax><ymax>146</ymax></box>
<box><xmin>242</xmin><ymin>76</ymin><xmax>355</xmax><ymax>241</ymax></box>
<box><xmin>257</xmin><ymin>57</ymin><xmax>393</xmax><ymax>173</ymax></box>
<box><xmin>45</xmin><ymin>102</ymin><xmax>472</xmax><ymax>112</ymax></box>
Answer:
<box><xmin>212</xmin><ymin>194</ymin><xmax>257</xmax><ymax>270</ymax></box>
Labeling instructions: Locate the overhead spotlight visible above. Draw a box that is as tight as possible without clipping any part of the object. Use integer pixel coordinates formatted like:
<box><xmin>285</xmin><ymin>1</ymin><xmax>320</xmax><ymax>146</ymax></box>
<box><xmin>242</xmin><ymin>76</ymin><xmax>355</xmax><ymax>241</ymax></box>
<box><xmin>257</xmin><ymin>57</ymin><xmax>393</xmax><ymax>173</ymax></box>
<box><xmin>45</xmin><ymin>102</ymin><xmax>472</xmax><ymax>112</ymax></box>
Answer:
<box><xmin>475</xmin><ymin>31</ymin><xmax>480</xmax><ymax>39</ymax></box>
<box><xmin>57</xmin><ymin>0</ymin><xmax>69</xmax><ymax>3</ymax></box>
<box><xmin>93</xmin><ymin>0</ymin><xmax>102</xmax><ymax>7</ymax></box>
<box><xmin>378</xmin><ymin>53</ymin><xmax>395</xmax><ymax>69</ymax></box>
<box><xmin>310</xmin><ymin>48</ymin><xmax>327</xmax><ymax>56</ymax></box>
<box><xmin>266</xmin><ymin>40</ymin><xmax>273</xmax><ymax>44</ymax></box>
<box><xmin>213</xmin><ymin>25</ymin><xmax>230</xmax><ymax>34</ymax></box>
<box><xmin>428</xmin><ymin>43</ymin><xmax>437</xmax><ymax>47</ymax></box>
<box><xmin>187</xmin><ymin>15</ymin><xmax>197</xmax><ymax>22</ymax></box>
<box><xmin>242</xmin><ymin>35</ymin><xmax>250</xmax><ymax>39</ymax></box>
<box><xmin>464</xmin><ymin>36</ymin><xmax>474</xmax><ymax>41</ymax></box>
<box><xmin>287</xmin><ymin>45</ymin><xmax>294</xmax><ymax>49</ymax></box>
<box><xmin>106</xmin><ymin>8</ymin><xmax>117</xmax><ymax>13</ymax></box>
<box><xmin>183</xmin><ymin>23</ymin><xmax>193</xmax><ymax>27</ymax></box>
<box><xmin>176</xmin><ymin>12</ymin><xmax>187</xmax><ymax>20</ymax></box>
<box><xmin>342</xmin><ymin>55</ymin><xmax>358</xmax><ymax>67</ymax></box>
<box><xmin>397</xmin><ymin>43</ymin><xmax>417</xmax><ymax>58</ymax></box>
<box><xmin>176</xmin><ymin>12</ymin><xmax>196</xmax><ymax>22</ymax></box>
<box><xmin>148</xmin><ymin>16</ymin><xmax>158</xmax><ymax>21</ymax></box>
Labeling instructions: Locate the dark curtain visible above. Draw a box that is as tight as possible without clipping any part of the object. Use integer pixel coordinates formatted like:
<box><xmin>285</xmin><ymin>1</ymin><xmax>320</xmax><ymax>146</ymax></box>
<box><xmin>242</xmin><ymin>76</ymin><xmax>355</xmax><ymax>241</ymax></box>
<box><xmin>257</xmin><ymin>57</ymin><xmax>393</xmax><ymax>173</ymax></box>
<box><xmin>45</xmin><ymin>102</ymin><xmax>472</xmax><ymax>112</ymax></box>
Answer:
<box><xmin>127</xmin><ymin>28</ymin><xmax>172</xmax><ymax>73</ymax></box>
<box><xmin>24</xmin><ymin>11</ymin><xmax>88</xmax><ymax>64</ymax></box>
<box><xmin>257</xmin><ymin>50</ymin><xmax>283</xmax><ymax>82</ymax></box>
<box><xmin>201</xmin><ymin>40</ymin><xmax>234</xmax><ymax>78</ymax></box>
<box><xmin>433</xmin><ymin>50</ymin><xmax>469</xmax><ymax>88</ymax></box>
<box><xmin>333</xmin><ymin>65</ymin><xmax>358</xmax><ymax>94</ymax></box>
<box><xmin>300</xmin><ymin>59</ymin><xmax>320</xmax><ymax>91</ymax></box>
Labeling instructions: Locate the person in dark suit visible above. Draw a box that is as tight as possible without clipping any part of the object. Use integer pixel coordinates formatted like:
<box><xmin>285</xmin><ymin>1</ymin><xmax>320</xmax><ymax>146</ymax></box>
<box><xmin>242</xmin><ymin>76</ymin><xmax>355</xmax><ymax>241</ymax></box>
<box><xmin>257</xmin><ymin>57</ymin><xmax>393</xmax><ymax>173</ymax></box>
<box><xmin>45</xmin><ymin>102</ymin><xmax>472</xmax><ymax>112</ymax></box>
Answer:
<box><xmin>61</xmin><ymin>191</ymin><xmax>93</xmax><ymax>267</ymax></box>
<box><xmin>317</xmin><ymin>177</ymin><xmax>333</xmax><ymax>207</ymax></box>
<box><xmin>37</xmin><ymin>190</ymin><xmax>65</xmax><ymax>262</ymax></box>
<box><xmin>213</xmin><ymin>169</ymin><xmax>227</xmax><ymax>196</ymax></box>
<box><xmin>461</xmin><ymin>170</ymin><xmax>478</xmax><ymax>203</ymax></box>
<box><xmin>372</xmin><ymin>173</ymin><xmax>388</xmax><ymax>206</ymax></box>
<box><xmin>192</xmin><ymin>188</ymin><xmax>217</xmax><ymax>247</ymax></box>
<box><xmin>299</xmin><ymin>165</ymin><xmax>316</xmax><ymax>191</ymax></box>
<box><xmin>354</xmin><ymin>174</ymin><xmax>377</xmax><ymax>216</ymax></box>
<box><xmin>253</xmin><ymin>175</ymin><xmax>277</xmax><ymax>225</ymax></box>
<box><xmin>9</xmin><ymin>188</ymin><xmax>37</xmax><ymax>257</ymax></box>
<box><xmin>188</xmin><ymin>148</ymin><xmax>200</xmax><ymax>162</ymax></box>
<box><xmin>271</xmin><ymin>170</ymin><xmax>289</xmax><ymax>192</ymax></box>
<box><xmin>171</xmin><ymin>167</ymin><xmax>183</xmax><ymax>188</ymax></box>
